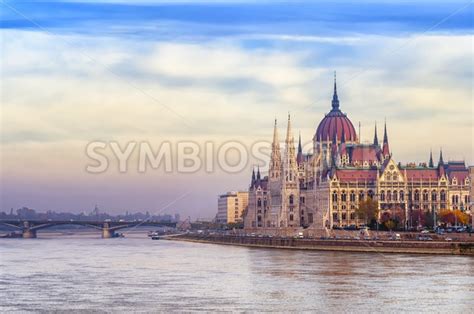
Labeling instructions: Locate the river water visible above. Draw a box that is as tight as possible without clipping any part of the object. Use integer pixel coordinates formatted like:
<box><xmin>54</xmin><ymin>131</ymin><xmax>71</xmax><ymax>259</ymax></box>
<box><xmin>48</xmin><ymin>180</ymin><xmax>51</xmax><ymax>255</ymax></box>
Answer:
<box><xmin>1</xmin><ymin>232</ymin><xmax>473</xmax><ymax>313</ymax></box>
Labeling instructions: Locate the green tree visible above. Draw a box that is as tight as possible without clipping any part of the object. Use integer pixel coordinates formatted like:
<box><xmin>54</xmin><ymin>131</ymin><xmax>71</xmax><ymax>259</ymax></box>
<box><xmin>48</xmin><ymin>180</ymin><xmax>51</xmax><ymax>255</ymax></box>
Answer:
<box><xmin>384</xmin><ymin>219</ymin><xmax>397</xmax><ymax>231</ymax></box>
<box><xmin>356</xmin><ymin>199</ymin><xmax>379</xmax><ymax>225</ymax></box>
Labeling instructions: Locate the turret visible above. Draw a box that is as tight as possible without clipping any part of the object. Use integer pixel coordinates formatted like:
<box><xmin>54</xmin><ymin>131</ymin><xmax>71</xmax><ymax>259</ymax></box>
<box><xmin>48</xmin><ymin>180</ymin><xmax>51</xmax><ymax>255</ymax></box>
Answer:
<box><xmin>331</xmin><ymin>71</ymin><xmax>340</xmax><ymax>111</ymax></box>
<box><xmin>382</xmin><ymin>120</ymin><xmax>390</xmax><ymax>158</ymax></box>
<box><xmin>373</xmin><ymin>122</ymin><xmax>379</xmax><ymax>146</ymax></box>
<box><xmin>297</xmin><ymin>132</ymin><xmax>303</xmax><ymax>165</ymax></box>
<box><xmin>250</xmin><ymin>167</ymin><xmax>256</xmax><ymax>189</ymax></box>
<box><xmin>283</xmin><ymin>113</ymin><xmax>298</xmax><ymax>183</ymax></box>
<box><xmin>340</xmin><ymin>129</ymin><xmax>347</xmax><ymax>165</ymax></box>
<box><xmin>428</xmin><ymin>149</ymin><xmax>434</xmax><ymax>168</ymax></box>
<box><xmin>438</xmin><ymin>148</ymin><xmax>444</xmax><ymax>166</ymax></box>
<box><xmin>438</xmin><ymin>148</ymin><xmax>445</xmax><ymax>176</ymax></box>
<box><xmin>269</xmin><ymin>119</ymin><xmax>282</xmax><ymax>180</ymax></box>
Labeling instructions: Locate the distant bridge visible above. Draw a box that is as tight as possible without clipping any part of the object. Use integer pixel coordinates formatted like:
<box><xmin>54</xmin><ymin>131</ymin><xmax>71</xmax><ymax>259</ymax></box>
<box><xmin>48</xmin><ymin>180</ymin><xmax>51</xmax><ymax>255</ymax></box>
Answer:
<box><xmin>0</xmin><ymin>220</ymin><xmax>177</xmax><ymax>238</ymax></box>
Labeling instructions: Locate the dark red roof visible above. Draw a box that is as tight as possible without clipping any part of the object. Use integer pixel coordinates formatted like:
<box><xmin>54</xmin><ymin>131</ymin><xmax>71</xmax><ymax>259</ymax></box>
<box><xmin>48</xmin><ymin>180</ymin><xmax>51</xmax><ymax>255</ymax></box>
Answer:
<box><xmin>349</xmin><ymin>145</ymin><xmax>380</xmax><ymax>163</ymax></box>
<box><xmin>405</xmin><ymin>169</ymin><xmax>439</xmax><ymax>180</ymax></box>
<box><xmin>316</xmin><ymin>110</ymin><xmax>357</xmax><ymax>143</ymax></box>
<box><xmin>335</xmin><ymin>169</ymin><xmax>377</xmax><ymax>182</ymax></box>
<box><xmin>448</xmin><ymin>170</ymin><xmax>468</xmax><ymax>183</ymax></box>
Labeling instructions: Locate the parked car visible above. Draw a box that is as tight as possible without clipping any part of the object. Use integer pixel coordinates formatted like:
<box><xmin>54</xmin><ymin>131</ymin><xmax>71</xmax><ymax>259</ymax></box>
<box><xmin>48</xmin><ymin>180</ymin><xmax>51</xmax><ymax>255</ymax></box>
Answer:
<box><xmin>391</xmin><ymin>233</ymin><xmax>401</xmax><ymax>241</ymax></box>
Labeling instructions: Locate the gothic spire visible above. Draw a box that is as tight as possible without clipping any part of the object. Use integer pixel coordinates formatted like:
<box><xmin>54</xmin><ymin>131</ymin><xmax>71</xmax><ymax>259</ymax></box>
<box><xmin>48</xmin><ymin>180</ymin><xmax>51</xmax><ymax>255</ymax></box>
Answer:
<box><xmin>382</xmin><ymin>119</ymin><xmax>390</xmax><ymax>157</ymax></box>
<box><xmin>331</xmin><ymin>71</ymin><xmax>340</xmax><ymax>111</ymax></box>
<box><xmin>272</xmin><ymin>118</ymin><xmax>279</xmax><ymax>149</ymax></box>
<box><xmin>429</xmin><ymin>149</ymin><xmax>434</xmax><ymax>168</ymax></box>
<box><xmin>269</xmin><ymin>119</ymin><xmax>282</xmax><ymax>180</ymax></box>
<box><xmin>438</xmin><ymin>148</ymin><xmax>444</xmax><ymax>165</ymax></box>
<box><xmin>298</xmin><ymin>132</ymin><xmax>302</xmax><ymax>153</ymax></box>
<box><xmin>283</xmin><ymin>113</ymin><xmax>297</xmax><ymax>183</ymax></box>
<box><xmin>297</xmin><ymin>132</ymin><xmax>303</xmax><ymax>165</ymax></box>
<box><xmin>256</xmin><ymin>166</ymin><xmax>261</xmax><ymax>181</ymax></box>
<box><xmin>251</xmin><ymin>167</ymin><xmax>256</xmax><ymax>188</ymax></box>
<box><xmin>373</xmin><ymin>122</ymin><xmax>379</xmax><ymax>146</ymax></box>
<box><xmin>286</xmin><ymin>113</ymin><xmax>292</xmax><ymax>143</ymax></box>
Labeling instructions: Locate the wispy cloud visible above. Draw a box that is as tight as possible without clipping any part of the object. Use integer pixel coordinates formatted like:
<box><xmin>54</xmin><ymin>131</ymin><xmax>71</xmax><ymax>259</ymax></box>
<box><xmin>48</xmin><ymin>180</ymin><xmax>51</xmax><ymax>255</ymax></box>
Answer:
<box><xmin>1</xmin><ymin>1</ymin><xmax>472</xmax><ymax>215</ymax></box>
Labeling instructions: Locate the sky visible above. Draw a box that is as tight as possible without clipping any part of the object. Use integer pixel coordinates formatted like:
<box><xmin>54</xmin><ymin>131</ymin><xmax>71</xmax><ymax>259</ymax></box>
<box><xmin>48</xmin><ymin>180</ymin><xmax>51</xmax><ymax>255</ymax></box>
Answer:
<box><xmin>1</xmin><ymin>0</ymin><xmax>473</xmax><ymax>218</ymax></box>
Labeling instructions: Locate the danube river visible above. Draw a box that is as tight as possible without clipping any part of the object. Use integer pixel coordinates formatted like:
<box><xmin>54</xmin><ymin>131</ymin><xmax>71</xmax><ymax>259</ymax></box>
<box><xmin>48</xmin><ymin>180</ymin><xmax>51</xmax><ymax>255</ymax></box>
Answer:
<box><xmin>1</xmin><ymin>233</ymin><xmax>473</xmax><ymax>312</ymax></box>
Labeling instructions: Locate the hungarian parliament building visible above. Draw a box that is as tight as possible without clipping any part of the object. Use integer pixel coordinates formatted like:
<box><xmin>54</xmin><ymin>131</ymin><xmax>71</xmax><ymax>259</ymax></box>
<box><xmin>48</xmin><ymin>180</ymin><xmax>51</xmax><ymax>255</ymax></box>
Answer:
<box><xmin>243</xmin><ymin>76</ymin><xmax>472</xmax><ymax>231</ymax></box>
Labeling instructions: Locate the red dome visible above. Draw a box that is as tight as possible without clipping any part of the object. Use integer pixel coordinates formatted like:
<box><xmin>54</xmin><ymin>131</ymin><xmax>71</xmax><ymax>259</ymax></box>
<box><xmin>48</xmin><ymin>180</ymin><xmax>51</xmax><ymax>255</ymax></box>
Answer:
<box><xmin>316</xmin><ymin>110</ymin><xmax>357</xmax><ymax>142</ymax></box>
<box><xmin>316</xmin><ymin>74</ymin><xmax>357</xmax><ymax>142</ymax></box>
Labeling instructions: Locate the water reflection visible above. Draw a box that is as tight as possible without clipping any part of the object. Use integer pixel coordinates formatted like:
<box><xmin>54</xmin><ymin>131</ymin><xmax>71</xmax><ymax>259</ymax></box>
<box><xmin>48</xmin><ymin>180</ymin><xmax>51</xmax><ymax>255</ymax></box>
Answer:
<box><xmin>0</xmin><ymin>235</ymin><xmax>472</xmax><ymax>312</ymax></box>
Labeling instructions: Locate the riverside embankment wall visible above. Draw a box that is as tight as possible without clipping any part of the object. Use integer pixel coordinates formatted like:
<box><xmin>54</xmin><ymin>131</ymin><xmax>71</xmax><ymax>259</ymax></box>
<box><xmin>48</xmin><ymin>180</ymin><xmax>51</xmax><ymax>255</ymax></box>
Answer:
<box><xmin>171</xmin><ymin>234</ymin><xmax>474</xmax><ymax>256</ymax></box>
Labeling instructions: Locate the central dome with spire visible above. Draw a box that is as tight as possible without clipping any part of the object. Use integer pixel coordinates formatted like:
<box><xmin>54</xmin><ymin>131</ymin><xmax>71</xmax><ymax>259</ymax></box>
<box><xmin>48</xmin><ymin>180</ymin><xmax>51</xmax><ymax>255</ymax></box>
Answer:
<box><xmin>315</xmin><ymin>73</ymin><xmax>357</xmax><ymax>143</ymax></box>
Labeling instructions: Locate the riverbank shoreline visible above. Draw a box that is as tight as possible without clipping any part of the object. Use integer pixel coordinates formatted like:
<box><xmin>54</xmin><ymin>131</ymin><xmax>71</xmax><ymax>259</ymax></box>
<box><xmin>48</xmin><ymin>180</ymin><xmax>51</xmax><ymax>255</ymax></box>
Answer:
<box><xmin>168</xmin><ymin>234</ymin><xmax>474</xmax><ymax>256</ymax></box>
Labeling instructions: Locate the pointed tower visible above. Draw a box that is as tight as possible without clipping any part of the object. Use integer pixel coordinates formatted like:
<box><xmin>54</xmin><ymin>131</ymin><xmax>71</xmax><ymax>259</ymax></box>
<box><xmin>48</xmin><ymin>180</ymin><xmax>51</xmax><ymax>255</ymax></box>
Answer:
<box><xmin>382</xmin><ymin>120</ymin><xmax>390</xmax><ymax>158</ymax></box>
<box><xmin>428</xmin><ymin>149</ymin><xmax>434</xmax><ymax>168</ymax></box>
<box><xmin>438</xmin><ymin>148</ymin><xmax>444</xmax><ymax>166</ymax></box>
<box><xmin>269</xmin><ymin>119</ymin><xmax>282</xmax><ymax>181</ymax></box>
<box><xmin>373</xmin><ymin>122</ymin><xmax>379</xmax><ymax>146</ymax></box>
<box><xmin>438</xmin><ymin>148</ymin><xmax>445</xmax><ymax>177</ymax></box>
<box><xmin>255</xmin><ymin>166</ymin><xmax>261</xmax><ymax>187</ymax></box>
<box><xmin>281</xmin><ymin>113</ymin><xmax>300</xmax><ymax>228</ymax></box>
<box><xmin>284</xmin><ymin>113</ymin><xmax>298</xmax><ymax>183</ymax></box>
<box><xmin>250</xmin><ymin>167</ymin><xmax>256</xmax><ymax>189</ymax></box>
<box><xmin>331</xmin><ymin>71</ymin><xmax>340</xmax><ymax>111</ymax></box>
<box><xmin>340</xmin><ymin>128</ymin><xmax>347</xmax><ymax>166</ymax></box>
<box><xmin>297</xmin><ymin>132</ymin><xmax>303</xmax><ymax>165</ymax></box>
<box><xmin>331</xmin><ymin>130</ymin><xmax>339</xmax><ymax>166</ymax></box>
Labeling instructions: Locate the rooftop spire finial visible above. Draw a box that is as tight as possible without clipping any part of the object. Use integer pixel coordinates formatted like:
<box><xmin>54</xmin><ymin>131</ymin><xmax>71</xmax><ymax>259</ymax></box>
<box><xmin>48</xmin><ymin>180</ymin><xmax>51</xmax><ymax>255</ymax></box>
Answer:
<box><xmin>438</xmin><ymin>147</ymin><xmax>444</xmax><ymax>165</ymax></box>
<box><xmin>298</xmin><ymin>132</ymin><xmax>302</xmax><ymax>153</ymax></box>
<box><xmin>429</xmin><ymin>148</ymin><xmax>434</xmax><ymax>168</ymax></box>
<box><xmin>374</xmin><ymin>121</ymin><xmax>379</xmax><ymax>146</ymax></box>
<box><xmin>331</xmin><ymin>71</ymin><xmax>340</xmax><ymax>111</ymax></box>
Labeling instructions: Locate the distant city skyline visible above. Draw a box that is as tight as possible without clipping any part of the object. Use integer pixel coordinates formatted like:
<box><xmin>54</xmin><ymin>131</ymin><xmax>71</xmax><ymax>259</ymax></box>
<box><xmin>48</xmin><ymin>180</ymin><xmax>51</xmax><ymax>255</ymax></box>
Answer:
<box><xmin>1</xmin><ymin>0</ymin><xmax>472</xmax><ymax>218</ymax></box>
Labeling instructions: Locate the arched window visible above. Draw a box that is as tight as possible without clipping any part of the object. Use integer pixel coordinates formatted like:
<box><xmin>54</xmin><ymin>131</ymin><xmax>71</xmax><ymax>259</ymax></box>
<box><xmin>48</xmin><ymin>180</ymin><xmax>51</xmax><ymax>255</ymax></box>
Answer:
<box><xmin>289</xmin><ymin>214</ymin><xmax>294</xmax><ymax>221</ymax></box>
<box><xmin>385</xmin><ymin>173</ymin><xmax>391</xmax><ymax>181</ymax></box>
<box><xmin>392</xmin><ymin>173</ymin><xmax>398</xmax><ymax>181</ymax></box>
<box><xmin>440</xmin><ymin>190</ymin><xmax>446</xmax><ymax>201</ymax></box>
<box><xmin>387</xmin><ymin>190</ymin><xmax>392</xmax><ymax>201</ymax></box>
<box><xmin>359</xmin><ymin>191</ymin><xmax>364</xmax><ymax>201</ymax></box>
<box><xmin>289</xmin><ymin>195</ymin><xmax>294</xmax><ymax>205</ymax></box>
<box><xmin>257</xmin><ymin>198</ymin><xmax>262</xmax><ymax>207</ymax></box>
<box><xmin>368</xmin><ymin>190</ymin><xmax>374</xmax><ymax>199</ymax></box>
<box><xmin>332</xmin><ymin>191</ymin><xmax>338</xmax><ymax>202</ymax></box>
<box><xmin>350</xmin><ymin>191</ymin><xmax>356</xmax><ymax>202</ymax></box>
<box><xmin>431</xmin><ymin>191</ymin><xmax>437</xmax><ymax>201</ymax></box>
<box><xmin>393</xmin><ymin>191</ymin><xmax>398</xmax><ymax>201</ymax></box>
<box><xmin>399</xmin><ymin>191</ymin><xmax>404</xmax><ymax>201</ymax></box>
<box><xmin>341</xmin><ymin>190</ymin><xmax>347</xmax><ymax>202</ymax></box>
<box><xmin>380</xmin><ymin>190</ymin><xmax>385</xmax><ymax>201</ymax></box>
<box><xmin>414</xmin><ymin>190</ymin><xmax>420</xmax><ymax>201</ymax></box>
<box><xmin>422</xmin><ymin>190</ymin><xmax>429</xmax><ymax>202</ymax></box>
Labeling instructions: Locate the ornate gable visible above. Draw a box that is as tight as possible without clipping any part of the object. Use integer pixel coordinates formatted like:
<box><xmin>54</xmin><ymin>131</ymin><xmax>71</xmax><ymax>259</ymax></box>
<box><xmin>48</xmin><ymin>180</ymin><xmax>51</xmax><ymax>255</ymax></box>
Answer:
<box><xmin>380</xmin><ymin>158</ymin><xmax>404</xmax><ymax>183</ymax></box>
